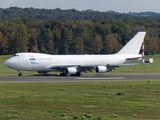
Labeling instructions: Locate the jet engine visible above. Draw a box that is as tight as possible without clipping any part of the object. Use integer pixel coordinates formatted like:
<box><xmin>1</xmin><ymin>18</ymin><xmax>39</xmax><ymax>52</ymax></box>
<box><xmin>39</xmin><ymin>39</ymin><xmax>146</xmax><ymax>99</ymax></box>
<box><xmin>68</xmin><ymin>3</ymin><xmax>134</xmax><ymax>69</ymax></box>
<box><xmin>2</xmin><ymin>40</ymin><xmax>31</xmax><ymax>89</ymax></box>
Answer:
<box><xmin>65</xmin><ymin>67</ymin><xmax>77</xmax><ymax>74</ymax></box>
<box><xmin>95</xmin><ymin>66</ymin><xmax>107</xmax><ymax>73</ymax></box>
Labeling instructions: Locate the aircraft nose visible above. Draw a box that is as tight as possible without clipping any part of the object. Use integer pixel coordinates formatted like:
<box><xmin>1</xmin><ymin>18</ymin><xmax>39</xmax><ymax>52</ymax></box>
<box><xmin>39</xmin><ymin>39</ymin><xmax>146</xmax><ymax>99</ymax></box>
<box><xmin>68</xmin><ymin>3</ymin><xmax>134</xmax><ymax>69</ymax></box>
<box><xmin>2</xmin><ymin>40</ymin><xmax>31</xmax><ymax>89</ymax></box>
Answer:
<box><xmin>4</xmin><ymin>60</ymin><xmax>8</xmax><ymax>66</ymax></box>
<box><xmin>4</xmin><ymin>58</ymin><xmax>15</xmax><ymax>68</ymax></box>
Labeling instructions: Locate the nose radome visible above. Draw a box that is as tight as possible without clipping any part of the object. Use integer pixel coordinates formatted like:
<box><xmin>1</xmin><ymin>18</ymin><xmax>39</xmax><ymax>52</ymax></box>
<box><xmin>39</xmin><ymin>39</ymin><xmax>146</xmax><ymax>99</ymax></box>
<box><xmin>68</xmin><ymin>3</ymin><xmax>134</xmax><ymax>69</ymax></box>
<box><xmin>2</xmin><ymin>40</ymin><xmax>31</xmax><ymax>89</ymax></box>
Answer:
<box><xmin>4</xmin><ymin>58</ymin><xmax>15</xmax><ymax>68</ymax></box>
<box><xmin>4</xmin><ymin>60</ymin><xmax>9</xmax><ymax>67</ymax></box>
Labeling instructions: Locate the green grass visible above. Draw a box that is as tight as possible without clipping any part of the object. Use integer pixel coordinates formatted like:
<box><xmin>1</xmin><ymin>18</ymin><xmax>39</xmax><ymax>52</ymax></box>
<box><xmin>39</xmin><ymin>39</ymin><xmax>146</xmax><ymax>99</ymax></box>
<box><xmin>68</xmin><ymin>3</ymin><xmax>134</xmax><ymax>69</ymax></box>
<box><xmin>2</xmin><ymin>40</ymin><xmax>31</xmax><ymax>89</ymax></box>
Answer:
<box><xmin>0</xmin><ymin>81</ymin><xmax>160</xmax><ymax>120</ymax></box>
<box><xmin>0</xmin><ymin>55</ymin><xmax>160</xmax><ymax>76</ymax></box>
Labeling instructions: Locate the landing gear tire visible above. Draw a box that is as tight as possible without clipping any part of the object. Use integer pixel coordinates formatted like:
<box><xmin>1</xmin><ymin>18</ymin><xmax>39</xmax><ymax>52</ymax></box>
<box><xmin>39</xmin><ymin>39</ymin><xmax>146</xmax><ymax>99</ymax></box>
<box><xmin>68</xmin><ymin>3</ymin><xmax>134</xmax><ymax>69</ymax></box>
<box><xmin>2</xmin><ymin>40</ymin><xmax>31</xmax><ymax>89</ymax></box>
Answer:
<box><xmin>18</xmin><ymin>70</ymin><xmax>22</xmax><ymax>76</ymax></box>
<box><xmin>18</xmin><ymin>73</ymin><xmax>22</xmax><ymax>76</ymax></box>
<box><xmin>60</xmin><ymin>72</ymin><xmax>67</xmax><ymax>76</ymax></box>
<box><xmin>76</xmin><ymin>72</ymin><xmax>81</xmax><ymax>76</ymax></box>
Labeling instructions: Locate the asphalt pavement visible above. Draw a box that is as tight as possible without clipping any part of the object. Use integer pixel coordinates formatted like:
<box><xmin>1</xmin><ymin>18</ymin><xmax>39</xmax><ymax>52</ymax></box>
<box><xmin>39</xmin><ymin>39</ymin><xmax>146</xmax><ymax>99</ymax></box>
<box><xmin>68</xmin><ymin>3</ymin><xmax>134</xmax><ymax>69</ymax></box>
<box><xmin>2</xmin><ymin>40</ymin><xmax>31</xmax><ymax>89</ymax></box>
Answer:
<box><xmin>0</xmin><ymin>74</ymin><xmax>160</xmax><ymax>82</ymax></box>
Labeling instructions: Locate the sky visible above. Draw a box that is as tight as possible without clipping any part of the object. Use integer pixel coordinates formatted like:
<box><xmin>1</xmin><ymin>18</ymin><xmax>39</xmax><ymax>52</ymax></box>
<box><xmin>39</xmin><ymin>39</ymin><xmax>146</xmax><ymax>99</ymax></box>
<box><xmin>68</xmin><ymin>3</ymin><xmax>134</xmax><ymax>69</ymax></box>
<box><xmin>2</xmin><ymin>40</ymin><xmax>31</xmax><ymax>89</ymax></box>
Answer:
<box><xmin>1</xmin><ymin>0</ymin><xmax>160</xmax><ymax>13</ymax></box>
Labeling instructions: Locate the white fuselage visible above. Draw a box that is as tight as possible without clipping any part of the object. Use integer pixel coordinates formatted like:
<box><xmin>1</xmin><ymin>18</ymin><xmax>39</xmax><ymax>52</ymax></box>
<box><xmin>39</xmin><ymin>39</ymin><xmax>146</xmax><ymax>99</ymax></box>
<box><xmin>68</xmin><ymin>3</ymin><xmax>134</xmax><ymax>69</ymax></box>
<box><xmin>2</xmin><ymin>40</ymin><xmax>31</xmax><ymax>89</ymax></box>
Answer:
<box><xmin>4</xmin><ymin>52</ymin><xmax>141</xmax><ymax>72</ymax></box>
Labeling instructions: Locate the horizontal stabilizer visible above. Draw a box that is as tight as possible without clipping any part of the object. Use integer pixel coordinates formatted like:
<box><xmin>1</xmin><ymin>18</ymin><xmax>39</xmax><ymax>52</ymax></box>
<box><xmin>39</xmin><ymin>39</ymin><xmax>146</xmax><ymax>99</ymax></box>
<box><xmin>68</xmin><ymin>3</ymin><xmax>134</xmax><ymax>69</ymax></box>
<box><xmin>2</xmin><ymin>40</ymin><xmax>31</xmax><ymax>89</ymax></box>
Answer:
<box><xmin>126</xmin><ymin>57</ymin><xmax>142</xmax><ymax>60</ymax></box>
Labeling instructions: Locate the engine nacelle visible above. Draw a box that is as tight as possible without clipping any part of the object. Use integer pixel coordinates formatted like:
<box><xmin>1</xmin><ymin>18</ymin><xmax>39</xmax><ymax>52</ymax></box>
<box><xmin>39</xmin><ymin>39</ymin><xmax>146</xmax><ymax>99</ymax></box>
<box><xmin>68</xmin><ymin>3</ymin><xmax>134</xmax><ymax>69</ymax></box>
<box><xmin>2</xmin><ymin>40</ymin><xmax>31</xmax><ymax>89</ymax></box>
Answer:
<box><xmin>95</xmin><ymin>66</ymin><xmax>107</xmax><ymax>73</ymax></box>
<box><xmin>65</xmin><ymin>67</ymin><xmax>77</xmax><ymax>74</ymax></box>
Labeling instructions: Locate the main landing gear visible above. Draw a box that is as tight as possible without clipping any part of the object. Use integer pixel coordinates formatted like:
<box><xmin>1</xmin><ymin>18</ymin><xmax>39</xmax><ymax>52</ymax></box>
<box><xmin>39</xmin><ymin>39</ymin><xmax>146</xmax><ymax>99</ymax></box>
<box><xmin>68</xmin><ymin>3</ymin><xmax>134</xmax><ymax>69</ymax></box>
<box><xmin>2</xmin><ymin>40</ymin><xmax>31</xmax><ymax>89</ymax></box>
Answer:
<box><xmin>18</xmin><ymin>70</ymin><xmax>22</xmax><ymax>76</ymax></box>
<box><xmin>75</xmin><ymin>72</ymin><xmax>81</xmax><ymax>76</ymax></box>
<box><xmin>60</xmin><ymin>71</ymin><xmax>82</xmax><ymax>76</ymax></box>
<box><xmin>60</xmin><ymin>72</ymin><xmax>67</xmax><ymax>76</ymax></box>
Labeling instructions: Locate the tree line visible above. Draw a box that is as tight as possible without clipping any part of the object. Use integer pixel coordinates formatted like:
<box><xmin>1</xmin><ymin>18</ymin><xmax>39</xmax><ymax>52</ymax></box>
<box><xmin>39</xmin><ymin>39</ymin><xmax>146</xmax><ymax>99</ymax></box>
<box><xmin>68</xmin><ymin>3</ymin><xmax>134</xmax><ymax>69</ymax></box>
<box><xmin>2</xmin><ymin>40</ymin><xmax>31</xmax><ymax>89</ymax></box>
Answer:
<box><xmin>0</xmin><ymin>7</ymin><xmax>160</xmax><ymax>22</ymax></box>
<box><xmin>0</xmin><ymin>17</ymin><xmax>159</xmax><ymax>55</ymax></box>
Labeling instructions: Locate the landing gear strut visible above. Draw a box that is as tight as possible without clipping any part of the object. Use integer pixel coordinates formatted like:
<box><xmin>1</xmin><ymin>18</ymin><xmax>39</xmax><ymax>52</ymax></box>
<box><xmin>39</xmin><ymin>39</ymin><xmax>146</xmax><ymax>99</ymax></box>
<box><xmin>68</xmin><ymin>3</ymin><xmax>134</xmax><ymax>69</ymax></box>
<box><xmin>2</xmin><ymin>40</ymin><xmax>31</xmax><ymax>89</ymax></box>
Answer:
<box><xmin>18</xmin><ymin>70</ymin><xmax>22</xmax><ymax>76</ymax></box>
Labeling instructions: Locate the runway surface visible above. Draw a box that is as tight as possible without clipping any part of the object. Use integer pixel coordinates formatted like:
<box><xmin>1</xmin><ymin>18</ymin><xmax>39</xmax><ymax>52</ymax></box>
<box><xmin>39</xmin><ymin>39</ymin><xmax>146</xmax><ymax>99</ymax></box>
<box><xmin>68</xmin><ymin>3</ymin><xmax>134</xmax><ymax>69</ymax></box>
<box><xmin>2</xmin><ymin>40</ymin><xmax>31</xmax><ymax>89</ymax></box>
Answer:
<box><xmin>0</xmin><ymin>74</ymin><xmax>160</xmax><ymax>82</ymax></box>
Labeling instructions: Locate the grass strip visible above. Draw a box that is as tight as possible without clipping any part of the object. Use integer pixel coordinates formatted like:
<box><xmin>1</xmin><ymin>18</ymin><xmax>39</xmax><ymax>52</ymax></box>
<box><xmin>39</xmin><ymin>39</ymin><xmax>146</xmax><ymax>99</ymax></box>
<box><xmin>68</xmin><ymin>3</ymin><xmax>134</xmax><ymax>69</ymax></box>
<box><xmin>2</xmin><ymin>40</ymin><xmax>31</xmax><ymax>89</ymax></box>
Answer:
<box><xmin>0</xmin><ymin>81</ymin><xmax>160</xmax><ymax>119</ymax></box>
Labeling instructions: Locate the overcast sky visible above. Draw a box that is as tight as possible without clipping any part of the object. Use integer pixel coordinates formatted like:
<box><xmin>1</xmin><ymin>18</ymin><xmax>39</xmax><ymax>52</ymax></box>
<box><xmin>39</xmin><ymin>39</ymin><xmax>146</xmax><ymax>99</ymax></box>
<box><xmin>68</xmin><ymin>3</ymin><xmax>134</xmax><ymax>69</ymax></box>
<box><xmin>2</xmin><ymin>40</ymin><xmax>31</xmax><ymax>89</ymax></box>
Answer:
<box><xmin>1</xmin><ymin>0</ymin><xmax>160</xmax><ymax>13</ymax></box>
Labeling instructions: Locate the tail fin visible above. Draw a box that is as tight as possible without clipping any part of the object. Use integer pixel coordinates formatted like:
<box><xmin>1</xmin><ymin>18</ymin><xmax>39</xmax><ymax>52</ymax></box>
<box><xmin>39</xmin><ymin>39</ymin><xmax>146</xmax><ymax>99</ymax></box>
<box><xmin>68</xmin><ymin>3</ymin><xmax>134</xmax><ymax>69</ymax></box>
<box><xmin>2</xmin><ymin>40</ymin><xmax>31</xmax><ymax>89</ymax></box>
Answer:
<box><xmin>117</xmin><ymin>32</ymin><xmax>146</xmax><ymax>55</ymax></box>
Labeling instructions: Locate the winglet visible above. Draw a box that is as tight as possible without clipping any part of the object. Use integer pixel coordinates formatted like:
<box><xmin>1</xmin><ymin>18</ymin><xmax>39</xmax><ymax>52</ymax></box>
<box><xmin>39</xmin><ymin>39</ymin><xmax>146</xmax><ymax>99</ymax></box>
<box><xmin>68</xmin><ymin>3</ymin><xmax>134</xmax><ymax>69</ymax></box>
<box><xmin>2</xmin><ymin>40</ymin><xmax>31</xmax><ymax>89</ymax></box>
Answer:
<box><xmin>117</xmin><ymin>32</ymin><xmax>146</xmax><ymax>55</ymax></box>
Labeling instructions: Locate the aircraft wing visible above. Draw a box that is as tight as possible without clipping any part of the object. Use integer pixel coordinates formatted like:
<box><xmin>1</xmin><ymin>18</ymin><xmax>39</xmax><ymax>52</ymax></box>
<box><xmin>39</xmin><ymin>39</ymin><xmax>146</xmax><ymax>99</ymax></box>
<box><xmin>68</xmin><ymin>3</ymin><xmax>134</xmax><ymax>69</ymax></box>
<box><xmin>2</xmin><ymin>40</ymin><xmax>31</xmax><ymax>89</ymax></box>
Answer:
<box><xmin>49</xmin><ymin>65</ymin><xmax>95</xmax><ymax>72</ymax></box>
<box><xmin>49</xmin><ymin>64</ymin><xmax>120</xmax><ymax>72</ymax></box>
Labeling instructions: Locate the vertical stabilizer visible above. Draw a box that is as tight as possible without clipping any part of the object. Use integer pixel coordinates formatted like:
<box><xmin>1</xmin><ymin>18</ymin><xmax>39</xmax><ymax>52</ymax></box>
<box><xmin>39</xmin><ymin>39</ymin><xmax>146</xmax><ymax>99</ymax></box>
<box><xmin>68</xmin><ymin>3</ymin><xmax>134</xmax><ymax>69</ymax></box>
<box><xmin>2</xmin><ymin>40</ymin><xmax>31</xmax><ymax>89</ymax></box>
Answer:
<box><xmin>117</xmin><ymin>32</ymin><xmax>146</xmax><ymax>55</ymax></box>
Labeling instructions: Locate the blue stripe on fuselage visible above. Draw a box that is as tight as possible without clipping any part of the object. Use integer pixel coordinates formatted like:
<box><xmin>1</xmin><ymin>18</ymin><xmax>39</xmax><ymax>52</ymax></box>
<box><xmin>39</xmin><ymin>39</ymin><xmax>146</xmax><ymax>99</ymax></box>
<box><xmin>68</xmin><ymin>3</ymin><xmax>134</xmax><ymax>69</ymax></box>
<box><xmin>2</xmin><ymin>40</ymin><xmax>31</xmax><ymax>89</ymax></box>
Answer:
<box><xmin>30</xmin><ymin>62</ymin><xmax>39</xmax><ymax>65</ymax></box>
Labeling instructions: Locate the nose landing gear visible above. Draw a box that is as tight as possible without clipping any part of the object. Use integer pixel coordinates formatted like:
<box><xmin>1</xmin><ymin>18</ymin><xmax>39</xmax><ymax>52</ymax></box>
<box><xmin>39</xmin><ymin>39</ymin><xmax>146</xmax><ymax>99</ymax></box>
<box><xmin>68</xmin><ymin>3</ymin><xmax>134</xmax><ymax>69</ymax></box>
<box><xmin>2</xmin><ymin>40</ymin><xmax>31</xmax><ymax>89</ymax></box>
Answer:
<box><xmin>18</xmin><ymin>70</ymin><xmax>22</xmax><ymax>76</ymax></box>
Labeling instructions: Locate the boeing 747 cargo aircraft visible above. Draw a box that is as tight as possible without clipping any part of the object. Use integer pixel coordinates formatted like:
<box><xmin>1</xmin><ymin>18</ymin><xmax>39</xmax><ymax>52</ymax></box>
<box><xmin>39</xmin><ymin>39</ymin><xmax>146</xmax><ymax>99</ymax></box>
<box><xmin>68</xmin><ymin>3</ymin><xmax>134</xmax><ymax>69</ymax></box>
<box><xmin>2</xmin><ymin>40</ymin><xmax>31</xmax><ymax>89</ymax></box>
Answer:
<box><xmin>4</xmin><ymin>32</ymin><xmax>146</xmax><ymax>76</ymax></box>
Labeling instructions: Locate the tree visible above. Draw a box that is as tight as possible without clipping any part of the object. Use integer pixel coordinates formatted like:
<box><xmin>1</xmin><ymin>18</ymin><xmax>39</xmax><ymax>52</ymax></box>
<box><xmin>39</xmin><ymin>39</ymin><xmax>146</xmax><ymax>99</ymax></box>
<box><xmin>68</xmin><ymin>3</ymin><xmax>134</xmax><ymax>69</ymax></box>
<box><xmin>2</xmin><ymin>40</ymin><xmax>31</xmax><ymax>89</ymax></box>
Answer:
<box><xmin>0</xmin><ymin>31</ymin><xmax>5</xmax><ymax>54</ymax></box>
<box><xmin>105</xmin><ymin>34</ymin><xmax>122</xmax><ymax>54</ymax></box>
<box><xmin>72</xmin><ymin>21</ymin><xmax>85</xmax><ymax>54</ymax></box>
<box><xmin>59</xmin><ymin>27</ymin><xmax>73</xmax><ymax>54</ymax></box>
<box><xmin>3</xmin><ymin>36</ymin><xmax>9</xmax><ymax>54</ymax></box>
<box><xmin>52</xmin><ymin>26</ymin><xmax>62</xmax><ymax>53</ymax></box>
<box><xmin>83</xmin><ymin>21</ymin><xmax>94</xmax><ymax>54</ymax></box>
<box><xmin>90</xmin><ymin>34</ymin><xmax>103</xmax><ymax>54</ymax></box>
<box><xmin>15</xmin><ymin>24</ymin><xmax>29</xmax><ymax>52</ymax></box>
<box><xmin>74</xmin><ymin>34</ymin><xmax>84</xmax><ymax>54</ymax></box>
<box><xmin>46</xmin><ymin>39</ymin><xmax>54</xmax><ymax>54</ymax></box>
<box><xmin>1</xmin><ymin>20</ymin><xmax>29</xmax><ymax>54</ymax></box>
<box><xmin>38</xmin><ymin>28</ymin><xmax>54</xmax><ymax>53</ymax></box>
<box><xmin>145</xmin><ymin>34</ymin><xmax>158</xmax><ymax>55</ymax></box>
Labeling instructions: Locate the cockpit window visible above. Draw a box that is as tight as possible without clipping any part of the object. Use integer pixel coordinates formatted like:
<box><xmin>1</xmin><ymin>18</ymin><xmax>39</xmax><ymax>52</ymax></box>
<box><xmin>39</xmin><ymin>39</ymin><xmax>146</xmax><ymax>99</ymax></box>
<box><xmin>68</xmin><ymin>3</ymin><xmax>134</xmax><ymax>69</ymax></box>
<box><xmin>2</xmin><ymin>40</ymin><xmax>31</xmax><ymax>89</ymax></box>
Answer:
<box><xmin>13</xmin><ymin>54</ymin><xmax>19</xmax><ymax>57</ymax></box>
